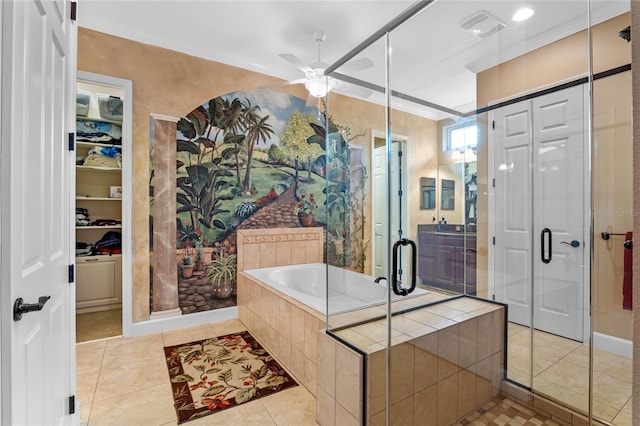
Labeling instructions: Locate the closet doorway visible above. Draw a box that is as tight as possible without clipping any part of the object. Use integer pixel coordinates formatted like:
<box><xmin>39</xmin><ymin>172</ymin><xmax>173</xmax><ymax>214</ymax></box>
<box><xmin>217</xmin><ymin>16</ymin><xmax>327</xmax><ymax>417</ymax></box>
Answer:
<box><xmin>75</xmin><ymin>71</ymin><xmax>133</xmax><ymax>342</ymax></box>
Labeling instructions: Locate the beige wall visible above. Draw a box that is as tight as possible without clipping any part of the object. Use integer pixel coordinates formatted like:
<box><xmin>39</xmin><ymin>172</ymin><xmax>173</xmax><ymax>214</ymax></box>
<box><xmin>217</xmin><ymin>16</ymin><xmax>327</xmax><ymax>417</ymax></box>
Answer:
<box><xmin>477</xmin><ymin>13</ymin><xmax>632</xmax><ymax>337</ymax></box>
<box><xmin>78</xmin><ymin>28</ymin><xmax>438</xmax><ymax>321</ymax></box>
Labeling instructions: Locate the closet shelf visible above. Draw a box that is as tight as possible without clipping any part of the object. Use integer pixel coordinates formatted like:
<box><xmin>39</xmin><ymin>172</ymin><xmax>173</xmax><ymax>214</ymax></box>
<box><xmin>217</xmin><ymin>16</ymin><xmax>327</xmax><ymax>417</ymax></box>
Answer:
<box><xmin>76</xmin><ymin>165</ymin><xmax>121</xmax><ymax>172</ymax></box>
<box><xmin>76</xmin><ymin>196</ymin><xmax>121</xmax><ymax>201</ymax></box>
<box><xmin>77</xmin><ymin>141</ymin><xmax>122</xmax><ymax>149</ymax></box>
<box><xmin>76</xmin><ymin>225</ymin><xmax>122</xmax><ymax>230</ymax></box>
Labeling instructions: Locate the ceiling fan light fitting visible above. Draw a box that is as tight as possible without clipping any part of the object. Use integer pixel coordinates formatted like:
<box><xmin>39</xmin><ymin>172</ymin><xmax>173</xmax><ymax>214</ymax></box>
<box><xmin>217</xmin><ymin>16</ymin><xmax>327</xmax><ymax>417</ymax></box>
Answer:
<box><xmin>305</xmin><ymin>77</ymin><xmax>338</xmax><ymax>97</ymax></box>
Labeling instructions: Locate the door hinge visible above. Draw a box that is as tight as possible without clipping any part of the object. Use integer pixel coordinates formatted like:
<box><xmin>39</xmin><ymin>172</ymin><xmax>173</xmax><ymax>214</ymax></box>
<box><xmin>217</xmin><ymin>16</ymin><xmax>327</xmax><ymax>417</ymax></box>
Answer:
<box><xmin>68</xmin><ymin>264</ymin><xmax>74</xmax><ymax>283</ymax></box>
<box><xmin>492</xmin><ymin>120</ymin><xmax>495</xmax><ymax>130</ymax></box>
<box><xmin>492</xmin><ymin>236</ymin><xmax>496</xmax><ymax>245</ymax></box>
<box><xmin>68</xmin><ymin>132</ymin><xmax>75</xmax><ymax>151</ymax></box>
<box><xmin>70</xmin><ymin>2</ymin><xmax>77</xmax><ymax>21</ymax></box>
<box><xmin>492</xmin><ymin>294</ymin><xmax>496</xmax><ymax>301</ymax></box>
<box><xmin>492</xmin><ymin>178</ymin><xmax>496</xmax><ymax>187</ymax></box>
<box><xmin>68</xmin><ymin>395</ymin><xmax>76</xmax><ymax>415</ymax></box>
<box><xmin>398</xmin><ymin>150</ymin><xmax>403</xmax><ymax>157</ymax></box>
<box><xmin>398</xmin><ymin>189</ymin><xmax>403</xmax><ymax>196</ymax></box>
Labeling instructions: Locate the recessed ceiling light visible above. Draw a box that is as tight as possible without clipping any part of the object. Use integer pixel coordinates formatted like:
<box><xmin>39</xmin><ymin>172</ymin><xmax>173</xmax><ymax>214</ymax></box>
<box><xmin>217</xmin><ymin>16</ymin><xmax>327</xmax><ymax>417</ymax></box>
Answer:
<box><xmin>512</xmin><ymin>8</ymin><xmax>534</xmax><ymax>22</ymax></box>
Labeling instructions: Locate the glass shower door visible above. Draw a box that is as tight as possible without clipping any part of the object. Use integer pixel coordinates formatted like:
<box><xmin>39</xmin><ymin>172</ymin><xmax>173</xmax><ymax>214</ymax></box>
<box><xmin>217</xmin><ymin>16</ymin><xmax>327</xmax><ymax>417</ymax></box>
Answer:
<box><xmin>324</xmin><ymin>0</ymin><xmax>632</xmax><ymax>424</ymax></box>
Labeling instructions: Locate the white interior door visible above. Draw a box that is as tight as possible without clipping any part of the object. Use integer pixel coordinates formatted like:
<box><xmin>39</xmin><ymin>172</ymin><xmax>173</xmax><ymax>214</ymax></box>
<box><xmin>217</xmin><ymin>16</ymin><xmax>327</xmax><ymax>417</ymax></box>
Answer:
<box><xmin>493</xmin><ymin>101</ymin><xmax>533</xmax><ymax>327</ymax></box>
<box><xmin>373</xmin><ymin>138</ymin><xmax>407</xmax><ymax>280</ymax></box>
<box><xmin>531</xmin><ymin>86</ymin><xmax>586</xmax><ymax>341</ymax></box>
<box><xmin>492</xmin><ymin>85</ymin><xmax>587</xmax><ymax>341</ymax></box>
<box><xmin>1</xmin><ymin>1</ymin><xmax>76</xmax><ymax>424</ymax></box>
<box><xmin>373</xmin><ymin>142</ymin><xmax>387</xmax><ymax>278</ymax></box>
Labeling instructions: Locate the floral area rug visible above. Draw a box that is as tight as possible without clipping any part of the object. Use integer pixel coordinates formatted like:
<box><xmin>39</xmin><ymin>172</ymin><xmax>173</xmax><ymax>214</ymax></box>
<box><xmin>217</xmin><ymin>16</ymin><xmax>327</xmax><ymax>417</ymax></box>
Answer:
<box><xmin>164</xmin><ymin>330</ymin><xmax>298</xmax><ymax>423</ymax></box>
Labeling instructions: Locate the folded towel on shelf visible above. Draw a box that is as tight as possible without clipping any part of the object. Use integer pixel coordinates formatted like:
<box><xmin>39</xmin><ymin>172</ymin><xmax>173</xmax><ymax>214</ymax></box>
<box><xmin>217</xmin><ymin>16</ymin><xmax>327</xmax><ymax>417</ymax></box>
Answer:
<box><xmin>623</xmin><ymin>231</ymin><xmax>633</xmax><ymax>310</ymax></box>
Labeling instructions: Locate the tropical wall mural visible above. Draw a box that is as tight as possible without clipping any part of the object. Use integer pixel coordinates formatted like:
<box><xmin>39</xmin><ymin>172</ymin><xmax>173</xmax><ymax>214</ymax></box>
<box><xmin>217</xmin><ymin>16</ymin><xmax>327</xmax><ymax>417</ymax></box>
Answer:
<box><xmin>149</xmin><ymin>90</ymin><xmax>368</xmax><ymax>315</ymax></box>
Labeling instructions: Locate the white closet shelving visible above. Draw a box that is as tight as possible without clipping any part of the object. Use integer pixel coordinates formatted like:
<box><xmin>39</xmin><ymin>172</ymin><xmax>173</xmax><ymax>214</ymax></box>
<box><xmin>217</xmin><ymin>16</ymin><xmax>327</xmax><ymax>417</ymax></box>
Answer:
<box><xmin>75</xmin><ymin>81</ymin><xmax>124</xmax><ymax>313</ymax></box>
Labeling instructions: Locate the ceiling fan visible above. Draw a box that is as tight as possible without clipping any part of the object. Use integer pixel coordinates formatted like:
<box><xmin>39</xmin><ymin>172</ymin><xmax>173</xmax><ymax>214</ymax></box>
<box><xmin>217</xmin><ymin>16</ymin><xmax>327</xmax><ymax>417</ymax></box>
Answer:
<box><xmin>265</xmin><ymin>30</ymin><xmax>374</xmax><ymax>104</ymax></box>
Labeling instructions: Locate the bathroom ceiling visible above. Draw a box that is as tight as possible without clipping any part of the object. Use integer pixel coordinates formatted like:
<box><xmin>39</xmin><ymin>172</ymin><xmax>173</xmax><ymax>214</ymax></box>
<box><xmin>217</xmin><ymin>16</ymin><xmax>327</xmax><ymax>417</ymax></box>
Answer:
<box><xmin>78</xmin><ymin>0</ymin><xmax>630</xmax><ymax>120</ymax></box>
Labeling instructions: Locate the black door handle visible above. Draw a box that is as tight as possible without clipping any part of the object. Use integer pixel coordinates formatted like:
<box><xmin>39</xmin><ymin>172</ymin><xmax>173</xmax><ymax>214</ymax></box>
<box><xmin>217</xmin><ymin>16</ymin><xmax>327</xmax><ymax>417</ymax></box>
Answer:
<box><xmin>541</xmin><ymin>228</ymin><xmax>552</xmax><ymax>264</ymax></box>
<box><xmin>13</xmin><ymin>296</ymin><xmax>51</xmax><ymax>321</ymax></box>
<box><xmin>392</xmin><ymin>238</ymin><xmax>417</xmax><ymax>296</ymax></box>
<box><xmin>560</xmin><ymin>240</ymin><xmax>580</xmax><ymax>248</ymax></box>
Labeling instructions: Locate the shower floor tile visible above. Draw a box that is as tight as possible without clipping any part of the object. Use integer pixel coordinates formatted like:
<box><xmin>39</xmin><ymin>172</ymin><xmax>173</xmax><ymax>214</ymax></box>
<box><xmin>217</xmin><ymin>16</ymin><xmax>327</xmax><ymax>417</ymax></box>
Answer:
<box><xmin>507</xmin><ymin>322</ymin><xmax>632</xmax><ymax>425</ymax></box>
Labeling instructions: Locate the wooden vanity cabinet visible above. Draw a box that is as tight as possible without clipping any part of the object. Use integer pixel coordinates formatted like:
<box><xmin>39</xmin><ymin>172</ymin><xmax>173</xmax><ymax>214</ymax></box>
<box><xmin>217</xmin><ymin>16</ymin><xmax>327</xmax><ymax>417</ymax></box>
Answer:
<box><xmin>417</xmin><ymin>225</ymin><xmax>476</xmax><ymax>295</ymax></box>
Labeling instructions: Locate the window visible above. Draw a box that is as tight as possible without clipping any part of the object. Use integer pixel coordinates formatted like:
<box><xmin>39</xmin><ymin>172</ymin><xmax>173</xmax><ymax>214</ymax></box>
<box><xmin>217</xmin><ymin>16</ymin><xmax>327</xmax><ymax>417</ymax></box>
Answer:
<box><xmin>443</xmin><ymin>118</ymin><xmax>477</xmax><ymax>151</ymax></box>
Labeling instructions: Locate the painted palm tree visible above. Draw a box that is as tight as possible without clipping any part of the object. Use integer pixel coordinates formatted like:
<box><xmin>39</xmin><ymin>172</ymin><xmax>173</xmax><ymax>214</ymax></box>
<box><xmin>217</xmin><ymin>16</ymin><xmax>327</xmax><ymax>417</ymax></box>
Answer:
<box><xmin>241</xmin><ymin>99</ymin><xmax>274</xmax><ymax>192</ymax></box>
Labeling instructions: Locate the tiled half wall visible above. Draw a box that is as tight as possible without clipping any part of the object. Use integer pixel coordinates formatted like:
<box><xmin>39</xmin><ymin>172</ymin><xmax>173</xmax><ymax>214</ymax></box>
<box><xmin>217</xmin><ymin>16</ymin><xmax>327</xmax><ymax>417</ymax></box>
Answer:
<box><xmin>317</xmin><ymin>303</ymin><xmax>505</xmax><ymax>426</ymax></box>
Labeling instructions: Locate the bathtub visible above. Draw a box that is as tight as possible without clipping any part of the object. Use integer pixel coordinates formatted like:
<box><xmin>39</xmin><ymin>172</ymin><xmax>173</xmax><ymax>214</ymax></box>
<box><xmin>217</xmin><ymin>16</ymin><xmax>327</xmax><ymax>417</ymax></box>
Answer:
<box><xmin>243</xmin><ymin>262</ymin><xmax>428</xmax><ymax>315</ymax></box>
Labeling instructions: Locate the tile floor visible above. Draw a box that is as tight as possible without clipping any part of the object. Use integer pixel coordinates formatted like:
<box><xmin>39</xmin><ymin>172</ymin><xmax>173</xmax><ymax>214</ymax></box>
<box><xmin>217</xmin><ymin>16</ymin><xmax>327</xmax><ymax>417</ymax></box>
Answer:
<box><xmin>455</xmin><ymin>396</ymin><xmax>561</xmax><ymax>425</ymax></box>
<box><xmin>76</xmin><ymin>319</ymin><xmax>317</xmax><ymax>425</ymax></box>
<box><xmin>76</xmin><ymin>314</ymin><xmax>631</xmax><ymax>425</ymax></box>
<box><xmin>507</xmin><ymin>322</ymin><xmax>632</xmax><ymax>425</ymax></box>
<box><xmin>77</xmin><ymin>308</ymin><xmax>122</xmax><ymax>343</ymax></box>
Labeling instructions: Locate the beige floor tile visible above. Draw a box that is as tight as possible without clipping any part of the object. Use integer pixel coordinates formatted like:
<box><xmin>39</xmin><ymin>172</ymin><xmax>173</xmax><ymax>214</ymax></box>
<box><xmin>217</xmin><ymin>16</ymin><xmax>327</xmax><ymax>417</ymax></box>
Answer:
<box><xmin>508</xmin><ymin>322</ymin><xmax>529</xmax><ymax>336</ymax></box>
<box><xmin>93</xmin><ymin>356</ymin><xmax>169</xmax><ymax>402</ymax></box>
<box><xmin>532</xmin><ymin>330</ymin><xmax>581</xmax><ymax>358</ymax></box>
<box><xmin>533</xmin><ymin>375</ymin><xmax>588</xmax><ymax>413</ymax></box>
<box><xmin>76</xmin><ymin>308</ymin><xmax>122</xmax><ymax>343</ymax></box>
<box><xmin>210</xmin><ymin>318</ymin><xmax>248</xmax><ymax>336</ymax></box>
<box><xmin>178</xmin><ymin>399</ymin><xmax>277</xmax><ymax>426</ymax></box>
<box><xmin>79</xmin><ymin>400</ymin><xmax>92</xmax><ymax>426</ymax></box>
<box><xmin>162</xmin><ymin>324</ymin><xmax>216</xmax><ymax>347</ymax></box>
<box><xmin>77</xmin><ymin>368</ymin><xmax>100</xmax><ymax>406</ymax></box>
<box><xmin>261</xmin><ymin>385</ymin><xmax>317</xmax><ymax>425</ymax></box>
<box><xmin>612</xmin><ymin>398</ymin><xmax>632</xmax><ymax>426</ymax></box>
<box><xmin>76</xmin><ymin>339</ymin><xmax>107</xmax><ymax>354</ymax></box>
<box><xmin>101</xmin><ymin>333</ymin><xmax>165</xmax><ymax>367</ymax></box>
<box><xmin>535</xmin><ymin>360</ymin><xmax>588</xmax><ymax>395</ymax></box>
<box><xmin>76</xmin><ymin>347</ymin><xmax>105</xmax><ymax>375</ymax></box>
<box><xmin>593</xmin><ymin>372</ymin><xmax>632</xmax><ymax>411</ymax></box>
<box><xmin>89</xmin><ymin>383</ymin><xmax>175</xmax><ymax>426</ymax></box>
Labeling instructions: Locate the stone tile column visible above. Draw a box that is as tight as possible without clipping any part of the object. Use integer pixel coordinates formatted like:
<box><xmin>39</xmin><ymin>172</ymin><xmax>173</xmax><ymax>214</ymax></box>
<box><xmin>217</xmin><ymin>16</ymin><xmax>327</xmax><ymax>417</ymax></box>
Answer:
<box><xmin>150</xmin><ymin>114</ymin><xmax>181</xmax><ymax>319</ymax></box>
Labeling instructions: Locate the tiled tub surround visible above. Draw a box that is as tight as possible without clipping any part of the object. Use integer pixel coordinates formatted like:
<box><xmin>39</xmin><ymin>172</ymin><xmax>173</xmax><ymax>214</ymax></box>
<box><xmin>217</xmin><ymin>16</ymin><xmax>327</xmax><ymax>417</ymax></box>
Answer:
<box><xmin>236</xmin><ymin>227</ymin><xmax>325</xmax><ymax>398</ymax></box>
<box><xmin>235</xmin><ymin>228</ymin><xmax>505</xmax><ymax>425</ymax></box>
<box><xmin>317</xmin><ymin>297</ymin><xmax>505</xmax><ymax>426</ymax></box>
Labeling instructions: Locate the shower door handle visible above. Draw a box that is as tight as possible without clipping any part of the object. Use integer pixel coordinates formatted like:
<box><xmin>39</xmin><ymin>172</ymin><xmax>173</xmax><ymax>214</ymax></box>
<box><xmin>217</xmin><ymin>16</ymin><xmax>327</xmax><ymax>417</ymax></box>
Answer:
<box><xmin>392</xmin><ymin>238</ymin><xmax>417</xmax><ymax>296</ymax></box>
<box><xmin>541</xmin><ymin>228</ymin><xmax>552</xmax><ymax>264</ymax></box>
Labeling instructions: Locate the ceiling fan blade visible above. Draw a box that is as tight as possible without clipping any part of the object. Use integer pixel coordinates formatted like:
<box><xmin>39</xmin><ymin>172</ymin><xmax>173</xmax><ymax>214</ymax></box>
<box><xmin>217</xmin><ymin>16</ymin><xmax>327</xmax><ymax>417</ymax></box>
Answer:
<box><xmin>279</xmin><ymin>53</ymin><xmax>313</xmax><ymax>74</ymax></box>
<box><xmin>259</xmin><ymin>78</ymin><xmax>307</xmax><ymax>90</ymax></box>
<box><xmin>341</xmin><ymin>83</ymin><xmax>373</xmax><ymax>99</ymax></box>
<box><xmin>339</xmin><ymin>57</ymin><xmax>374</xmax><ymax>74</ymax></box>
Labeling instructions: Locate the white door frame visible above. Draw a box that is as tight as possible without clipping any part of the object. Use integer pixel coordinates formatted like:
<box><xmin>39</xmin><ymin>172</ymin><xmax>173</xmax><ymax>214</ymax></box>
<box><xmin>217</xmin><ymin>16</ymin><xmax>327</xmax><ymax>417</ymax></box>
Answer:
<box><xmin>371</xmin><ymin>130</ymin><xmax>409</xmax><ymax>279</ymax></box>
<box><xmin>76</xmin><ymin>71</ymin><xmax>134</xmax><ymax>338</ymax></box>
<box><xmin>488</xmin><ymin>84</ymin><xmax>591</xmax><ymax>343</ymax></box>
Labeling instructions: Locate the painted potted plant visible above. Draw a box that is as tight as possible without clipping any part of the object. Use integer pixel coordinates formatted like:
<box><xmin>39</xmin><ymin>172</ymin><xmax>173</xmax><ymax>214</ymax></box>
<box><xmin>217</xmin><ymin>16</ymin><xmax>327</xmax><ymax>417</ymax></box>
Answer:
<box><xmin>181</xmin><ymin>250</ymin><xmax>194</xmax><ymax>278</ymax></box>
<box><xmin>194</xmin><ymin>240</ymin><xmax>204</xmax><ymax>271</ymax></box>
<box><xmin>294</xmin><ymin>193</ymin><xmax>318</xmax><ymax>227</ymax></box>
<box><xmin>205</xmin><ymin>250</ymin><xmax>237</xmax><ymax>299</ymax></box>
